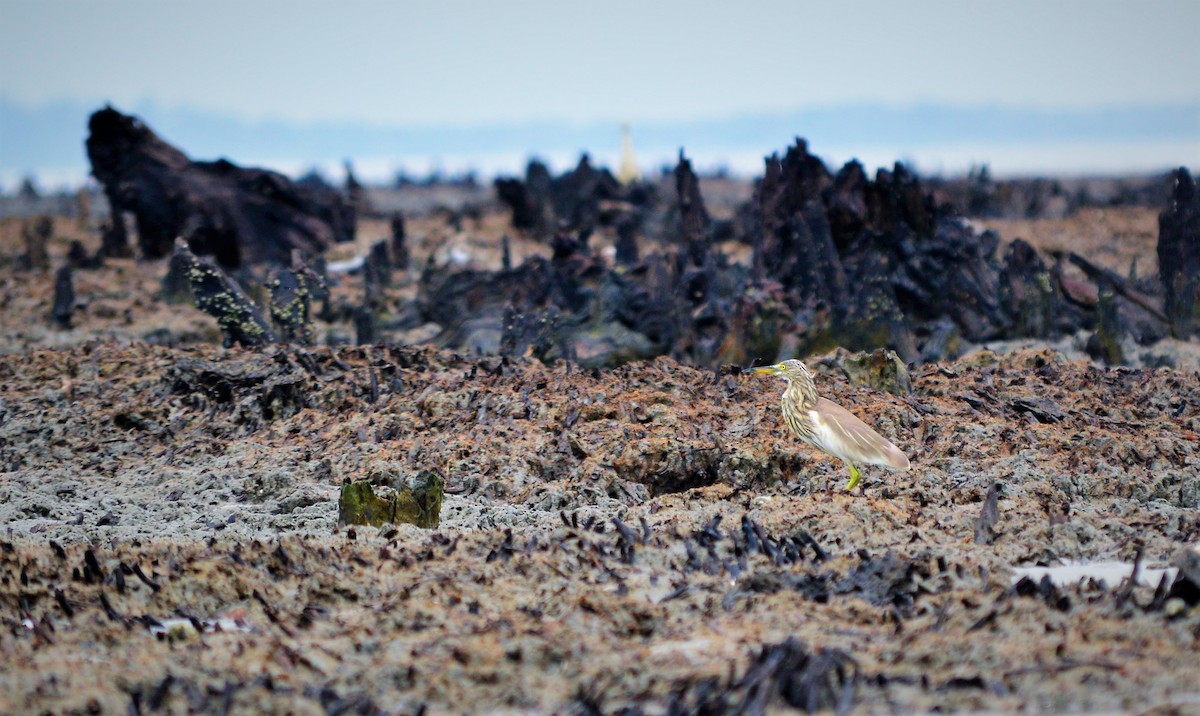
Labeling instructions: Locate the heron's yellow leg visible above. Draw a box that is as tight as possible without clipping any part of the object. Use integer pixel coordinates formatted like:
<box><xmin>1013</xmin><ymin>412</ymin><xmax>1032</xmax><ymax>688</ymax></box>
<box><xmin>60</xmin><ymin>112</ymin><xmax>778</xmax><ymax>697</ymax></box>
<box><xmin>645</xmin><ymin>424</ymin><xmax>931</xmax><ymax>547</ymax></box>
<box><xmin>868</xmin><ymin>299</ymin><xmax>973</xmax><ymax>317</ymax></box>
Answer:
<box><xmin>844</xmin><ymin>462</ymin><xmax>862</xmax><ymax>492</ymax></box>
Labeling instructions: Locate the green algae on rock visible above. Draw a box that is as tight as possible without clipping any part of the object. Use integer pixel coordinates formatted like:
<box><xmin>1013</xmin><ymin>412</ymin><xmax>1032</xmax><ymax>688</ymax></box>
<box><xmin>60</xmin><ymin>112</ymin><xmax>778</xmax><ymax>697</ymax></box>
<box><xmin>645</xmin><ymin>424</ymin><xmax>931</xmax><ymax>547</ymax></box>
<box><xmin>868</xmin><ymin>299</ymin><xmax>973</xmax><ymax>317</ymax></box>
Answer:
<box><xmin>338</xmin><ymin>467</ymin><xmax>444</xmax><ymax>528</ymax></box>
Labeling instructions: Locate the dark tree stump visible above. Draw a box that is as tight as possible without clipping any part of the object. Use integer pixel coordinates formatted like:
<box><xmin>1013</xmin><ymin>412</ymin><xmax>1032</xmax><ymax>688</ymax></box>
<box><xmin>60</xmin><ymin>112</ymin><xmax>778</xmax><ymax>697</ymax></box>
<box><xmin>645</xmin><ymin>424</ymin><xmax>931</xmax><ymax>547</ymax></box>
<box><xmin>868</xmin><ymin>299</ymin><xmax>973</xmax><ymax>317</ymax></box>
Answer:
<box><xmin>354</xmin><ymin>306</ymin><xmax>380</xmax><ymax>346</ymax></box>
<box><xmin>1158</xmin><ymin>168</ymin><xmax>1200</xmax><ymax>338</ymax></box>
<box><xmin>673</xmin><ymin>151</ymin><xmax>711</xmax><ymax>266</ymax></box>
<box><xmin>614</xmin><ymin>216</ymin><xmax>639</xmax><ymax>266</ymax></box>
<box><xmin>1086</xmin><ymin>277</ymin><xmax>1124</xmax><ymax>365</ymax></box>
<box><xmin>495</xmin><ymin>161</ymin><xmax>552</xmax><ymax>233</ymax></box>
<box><xmin>779</xmin><ymin>202</ymin><xmax>847</xmax><ymax>308</ymax></box>
<box><xmin>551</xmin><ymin>155</ymin><xmax>620</xmax><ymax>236</ymax></box>
<box><xmin>1000</xmin><ymin>239</ymin><xmax>1058</xmax><ymax>338</ymax></box>
<box><xmin>66</xmin><ymin>241</ymin><xmax>89</xmax><ymax>269</ymax></box>
<box><xmin>356</xmin><ymin>242</ymin><xmax>391</xmax><ymax>346</ymax></box>
<box><xmin>896</xmin><ymin>221</ymin><xmax>1008</xmax><ymax>342</ymax></box>
<box><xmin>366</xmin><ymin>240</ymin><xmax>392</xmax><ymax>289</ymax></box>
<box><xmin>864</xmin><ymin>164</ymin><xmax>936</xmax><ymax>239</ymax></box>
<box><xmin>776</xmin><ymin>139</ymin><xmax>833</xmax><ymax>218</ymax></box>
<box><xmin>501</xmin><ymin>235</ymin><xmax>513</xmax><ymax>271</ymax></box>
<box><xmin>86</xmin><ymin>106</ymin><xmax>354</xmax><ymax>267</ymax></box>
<box><xmin>390</xmin><ymin>213</ymin><xmax>410</xmax><ymax>271</ymax></box>
<box><xmin>493</xmin><ymin>177</ymin><xmax>528</xmax><ymax>224</ymax></box>
<box><xmin>495</xmin><ymin>157</ymin><xmax>625</xmax><ymax>239</ymax></box>
<box><xmin>826</xmin><ymin>160</ymin><xmax>870</xmax><ymax>251</ymax></box>
<box><xmin>19</xmin><ymin>216</ymin><xmax>52</xmax><ymax>271</ymax></box>
<box><xmin>500</xmin><ymin>304</ymin><xmax>565</xmax><ymax>362</ymax></box>
<box><xmin>420</xmin><ymin>259</ymin><xmax>553</xmax><ymax>338</ymax></box>
<box><xmin>99</xmin><ymin>191</ymin><xmax>133</xmax><ymax>259</ymax></box>
<box><xmin>50</xmin><ymin>265</ymin><xmax>74</xmax><ymax>328</ymax></box>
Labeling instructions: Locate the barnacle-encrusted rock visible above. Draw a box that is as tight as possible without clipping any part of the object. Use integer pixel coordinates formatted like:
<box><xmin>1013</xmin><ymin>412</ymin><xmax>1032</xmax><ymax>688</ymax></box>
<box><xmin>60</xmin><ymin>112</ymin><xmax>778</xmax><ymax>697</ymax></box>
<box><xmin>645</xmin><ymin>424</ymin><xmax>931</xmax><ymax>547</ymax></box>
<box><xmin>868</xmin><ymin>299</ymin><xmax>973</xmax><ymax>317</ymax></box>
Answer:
<box><xmin>171</xmin><ymin>238</ymin><xmax>276</xmax><ymax>347</ymax></box>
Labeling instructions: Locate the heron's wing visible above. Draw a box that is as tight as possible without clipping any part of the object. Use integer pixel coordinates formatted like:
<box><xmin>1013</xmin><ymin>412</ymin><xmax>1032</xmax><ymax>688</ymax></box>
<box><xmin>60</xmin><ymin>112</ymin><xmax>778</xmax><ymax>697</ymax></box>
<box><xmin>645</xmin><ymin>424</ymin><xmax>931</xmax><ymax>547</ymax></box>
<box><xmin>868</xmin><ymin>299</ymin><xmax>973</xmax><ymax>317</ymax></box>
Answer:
<box><xmin>812</xmin><ymin>398</ymin><xmax>910</xmax><ymax>470</ymax></box>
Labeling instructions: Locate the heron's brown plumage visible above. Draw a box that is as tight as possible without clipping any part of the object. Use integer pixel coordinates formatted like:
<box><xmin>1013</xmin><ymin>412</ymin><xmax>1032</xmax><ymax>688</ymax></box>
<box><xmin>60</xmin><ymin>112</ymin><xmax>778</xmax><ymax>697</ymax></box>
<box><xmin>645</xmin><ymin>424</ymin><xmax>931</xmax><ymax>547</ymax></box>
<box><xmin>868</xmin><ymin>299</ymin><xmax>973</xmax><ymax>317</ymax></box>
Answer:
<box><xmin>810</xmin><ymin>398</ymin><xmax>910</xmax><ymax>470</ymax></box>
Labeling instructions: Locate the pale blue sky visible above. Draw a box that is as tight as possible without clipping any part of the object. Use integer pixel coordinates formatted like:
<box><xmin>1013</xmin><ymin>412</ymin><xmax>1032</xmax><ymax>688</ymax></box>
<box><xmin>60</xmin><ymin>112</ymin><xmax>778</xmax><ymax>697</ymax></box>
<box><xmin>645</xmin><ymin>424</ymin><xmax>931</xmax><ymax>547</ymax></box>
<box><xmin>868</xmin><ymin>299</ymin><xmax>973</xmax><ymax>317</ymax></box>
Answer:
<box><xmin>3</xmin><ymin>0</ymin><xmax>1199</xmax><ymax>126</ymax></box>
<box><xmin>2</xmin><ymin>0</ymin><xmax>1199</xmax><ymax>186</ymax></box>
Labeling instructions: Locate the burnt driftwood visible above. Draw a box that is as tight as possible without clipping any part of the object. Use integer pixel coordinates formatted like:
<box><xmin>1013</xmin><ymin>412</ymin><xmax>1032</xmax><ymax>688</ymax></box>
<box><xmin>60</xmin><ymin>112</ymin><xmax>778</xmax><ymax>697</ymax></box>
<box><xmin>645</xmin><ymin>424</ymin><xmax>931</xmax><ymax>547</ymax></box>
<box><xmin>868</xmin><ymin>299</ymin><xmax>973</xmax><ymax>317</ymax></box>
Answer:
<box><xmin>426</xmin><ymin>141</ymin><xmax>1100</xmax><ymax>367</ymax></box>
<box><xmin>425</xmin><ymin>155</ymin><xmax>738</xmax><ymax>367</ymax></box>
<box><xmin>741</xmin><ymin>140</ymin><xmax>1104</xmax><ymax>361</ymax></box>
<box><xmin>86</xmin><ymin>106</ymin><xmax>354</xmax><ymax>267</ymax></box>
<box><xmin>132</xmin><ymin>132</ymin><xmax>1155</xmax><ymax>368</ymax></box>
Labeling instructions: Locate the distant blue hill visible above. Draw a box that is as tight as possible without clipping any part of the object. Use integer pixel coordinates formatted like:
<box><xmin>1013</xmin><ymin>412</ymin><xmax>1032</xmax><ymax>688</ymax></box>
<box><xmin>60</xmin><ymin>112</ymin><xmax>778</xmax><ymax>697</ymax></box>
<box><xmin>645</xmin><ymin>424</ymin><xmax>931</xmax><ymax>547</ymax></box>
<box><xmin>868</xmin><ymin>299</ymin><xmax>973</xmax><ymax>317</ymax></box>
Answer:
<box><xmin>1</xmin><ymin>95</ymin><xmax>1197</xmax><ymax>185</ymax></box>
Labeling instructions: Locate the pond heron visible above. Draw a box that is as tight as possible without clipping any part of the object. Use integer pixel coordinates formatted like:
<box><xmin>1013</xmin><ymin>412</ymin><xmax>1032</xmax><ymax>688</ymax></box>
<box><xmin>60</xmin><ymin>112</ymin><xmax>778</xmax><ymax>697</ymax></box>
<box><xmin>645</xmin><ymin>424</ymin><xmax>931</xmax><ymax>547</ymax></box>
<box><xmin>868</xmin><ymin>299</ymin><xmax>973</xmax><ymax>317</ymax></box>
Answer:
<box><xmin>755</xmin><ymin>359</ymin><xmax>909</xmax><ymax>491</ymax></box>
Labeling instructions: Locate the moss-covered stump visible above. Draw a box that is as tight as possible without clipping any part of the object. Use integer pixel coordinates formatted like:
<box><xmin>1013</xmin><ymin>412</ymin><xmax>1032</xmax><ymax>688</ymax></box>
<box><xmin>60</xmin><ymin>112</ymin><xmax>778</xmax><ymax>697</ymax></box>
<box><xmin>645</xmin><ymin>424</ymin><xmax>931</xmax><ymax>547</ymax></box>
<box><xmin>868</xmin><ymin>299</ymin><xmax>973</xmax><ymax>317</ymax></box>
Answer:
<box><xmin>338</xmin><ymin>467</ymin><xmax>444</xmax><ymax>528</ymax></box>
<box><xmin>841</xmin><ymin>348</ymin><xmax>912</xmax><ymax>396</ymax></box>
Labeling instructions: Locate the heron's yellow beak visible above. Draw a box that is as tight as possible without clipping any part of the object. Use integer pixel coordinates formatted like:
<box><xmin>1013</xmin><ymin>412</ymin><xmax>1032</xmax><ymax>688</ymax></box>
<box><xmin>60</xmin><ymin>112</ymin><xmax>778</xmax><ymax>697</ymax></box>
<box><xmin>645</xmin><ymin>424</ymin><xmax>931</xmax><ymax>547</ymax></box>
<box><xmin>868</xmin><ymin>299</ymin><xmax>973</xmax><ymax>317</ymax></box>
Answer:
<box><xmin>753</xmin><ymin>364</ymin><xmax>781</xmax><ymax>375</ymax></box>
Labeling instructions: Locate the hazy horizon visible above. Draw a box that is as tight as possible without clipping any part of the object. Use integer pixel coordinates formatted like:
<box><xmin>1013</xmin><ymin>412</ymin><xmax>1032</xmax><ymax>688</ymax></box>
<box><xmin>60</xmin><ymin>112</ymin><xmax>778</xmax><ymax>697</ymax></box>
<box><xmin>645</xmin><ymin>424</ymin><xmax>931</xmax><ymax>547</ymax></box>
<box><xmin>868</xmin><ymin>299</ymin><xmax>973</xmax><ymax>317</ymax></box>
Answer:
<box><xmin>3</xmin><ymin>96</ymin><xmax>1198</xmax><ymax>191</ymax></box>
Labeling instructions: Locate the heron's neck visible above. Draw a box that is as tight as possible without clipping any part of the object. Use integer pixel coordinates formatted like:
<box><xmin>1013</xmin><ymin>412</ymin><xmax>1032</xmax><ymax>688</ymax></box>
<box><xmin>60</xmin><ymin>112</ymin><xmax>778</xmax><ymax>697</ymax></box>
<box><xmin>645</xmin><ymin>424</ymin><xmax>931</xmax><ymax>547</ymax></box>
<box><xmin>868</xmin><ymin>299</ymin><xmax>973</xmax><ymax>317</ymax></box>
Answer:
<box><xmin>784</xmin><ymin>375</ymin><xmax>817</xmax><ymax>411</ymax></box>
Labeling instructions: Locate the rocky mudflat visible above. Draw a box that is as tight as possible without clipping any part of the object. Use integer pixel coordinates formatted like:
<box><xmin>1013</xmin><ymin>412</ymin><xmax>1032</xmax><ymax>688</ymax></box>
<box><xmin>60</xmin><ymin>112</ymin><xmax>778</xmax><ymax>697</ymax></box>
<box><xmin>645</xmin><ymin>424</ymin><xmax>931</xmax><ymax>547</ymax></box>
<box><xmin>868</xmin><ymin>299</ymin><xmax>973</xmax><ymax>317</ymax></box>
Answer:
<box><xmin>0</xmin><ymin>335</ymin><xmax>1197</xmax><ymax>713</ymax></box>
<box><xmin>1</xmin><ymin>134</ymin><xmax>1199</xmax><ymax>712</ymax></box>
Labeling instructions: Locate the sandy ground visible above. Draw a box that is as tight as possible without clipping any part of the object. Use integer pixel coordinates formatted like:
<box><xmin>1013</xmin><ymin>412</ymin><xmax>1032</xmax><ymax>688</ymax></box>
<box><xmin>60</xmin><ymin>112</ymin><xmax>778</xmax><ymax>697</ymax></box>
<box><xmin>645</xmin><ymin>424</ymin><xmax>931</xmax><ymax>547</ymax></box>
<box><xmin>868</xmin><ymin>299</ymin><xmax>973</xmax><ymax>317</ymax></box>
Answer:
<box><xmin>0</xmin><ymin>202</ymin><xmax>1198</xmax><ymax>714</ymax></box>
<box><xmin>979</xmin><ymin>206</ymin><xmax>1161</xmax><ymax>282</ymax></box>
